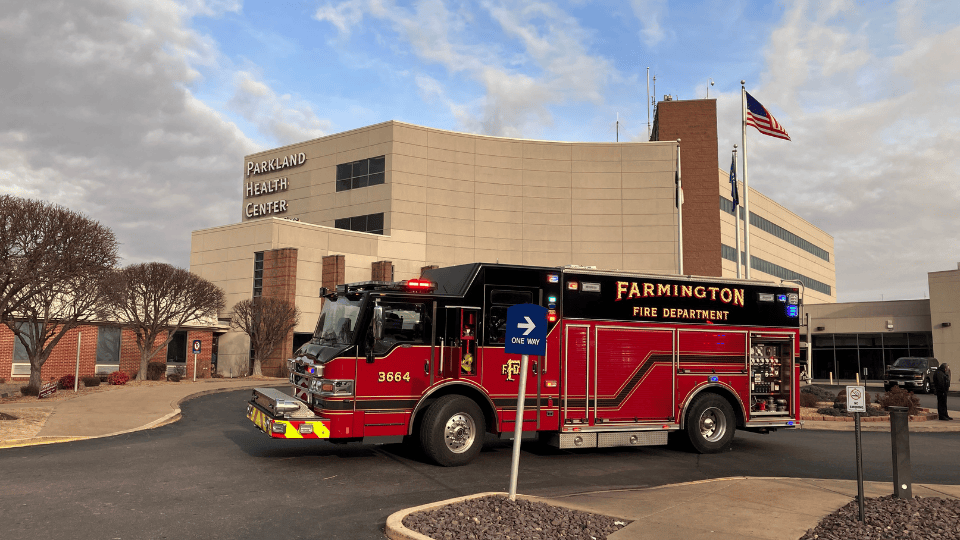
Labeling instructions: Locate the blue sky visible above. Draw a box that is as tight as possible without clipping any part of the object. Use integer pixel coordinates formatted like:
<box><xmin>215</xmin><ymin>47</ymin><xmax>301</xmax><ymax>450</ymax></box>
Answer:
<box><xmin>2</xmin><ymin>0</ymin><xmax>960</xmax><ymax>303</ymax></box>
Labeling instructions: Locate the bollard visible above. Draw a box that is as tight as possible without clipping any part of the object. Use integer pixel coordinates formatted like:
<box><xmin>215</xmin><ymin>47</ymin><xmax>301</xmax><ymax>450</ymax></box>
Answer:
<box><xmin>889</xmin><ymin>406</ymin><xmax>913</xmax><ymax>498</ymax></box>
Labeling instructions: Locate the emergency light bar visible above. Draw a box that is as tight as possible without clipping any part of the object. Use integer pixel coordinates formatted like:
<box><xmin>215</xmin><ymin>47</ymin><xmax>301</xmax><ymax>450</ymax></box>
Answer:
<box><xmin>402</xmin><ymin>279</ymin><xmax>436</xmax><ymax>292</ymax></box>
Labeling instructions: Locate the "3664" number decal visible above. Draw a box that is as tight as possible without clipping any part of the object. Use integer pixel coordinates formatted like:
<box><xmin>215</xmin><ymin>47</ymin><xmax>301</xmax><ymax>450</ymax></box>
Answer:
<box><xmin>378</xmin><ymin>371</ymin><xmax>410</xmax><ymax>382</ymax></box>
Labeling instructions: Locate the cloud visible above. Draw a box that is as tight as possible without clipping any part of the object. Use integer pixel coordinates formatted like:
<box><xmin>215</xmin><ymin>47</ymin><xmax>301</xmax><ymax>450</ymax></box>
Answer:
<box><xmin>314</xmin><ymin>0</ymin><xmax>616</xmax><ymax>137</ymax></box>
<box><xmin>228</xmin><ymin>71</ymin><xmax>331</xmax><ymax>145</ymax></box>
<box><xmin>716</xmin><ymin>0</ymin><xmax>960</xmax><ymax>302</ymax></box>
<box><xmin>0</xmin><ymin>0</ymin><xmax>257</xmax><ymax>267</ymax></box>
<box><xmin>628</xmin><ymin>0</ymin><xmax>667</xmax><ymax>46</ymax></box>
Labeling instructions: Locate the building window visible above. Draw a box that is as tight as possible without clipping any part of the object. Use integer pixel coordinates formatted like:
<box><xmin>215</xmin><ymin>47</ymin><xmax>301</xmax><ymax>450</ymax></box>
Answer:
<box><xmin>721</xmin><ymin>244</ymin><xmax>832</xmax><ymax>296</ymax></box>
<box><xmin>167</xmin><ymin>331</ymin><xmax>188</xmax><ymax>364</ymax></box>
<box><xmin>336</xmin><ymin>156</ymin><xmax>385</xmax><ymax>192</ymax></box>
<box><xmin>253</xmin><ymin>251</ymin><xmax>264</xmax><ymax>297</ymax></box>
<box><xmin>11</xmin><ymin>322</ymin><xmax>40</xmax><ymax>376</ymax></box>
<box><xmin>720</xmin><ymin>196</ymin><xmax>830</xmax><ymax>262</ymax></box>
<box><xmin>335</xmin><ymin>212</ymin><xmax>384</xmax><ymax>235</ymax></box>
<box><xmin>96</xmin><ymin>327</ymin><xmax>121</xmax><ymax>371</ymax></box>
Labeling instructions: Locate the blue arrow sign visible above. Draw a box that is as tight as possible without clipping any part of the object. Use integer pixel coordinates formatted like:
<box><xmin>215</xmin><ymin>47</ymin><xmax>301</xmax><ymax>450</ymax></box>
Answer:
<box><xmin>505</xmin><ymin>303</ymin><xmax>548</xmax><ymax>356</ymax></box>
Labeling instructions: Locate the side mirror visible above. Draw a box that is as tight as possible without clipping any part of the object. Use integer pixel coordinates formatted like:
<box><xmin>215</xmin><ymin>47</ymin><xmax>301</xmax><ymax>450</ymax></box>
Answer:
<box><xmin>373</xmin><ymin>305</ymin><xmax>384</xmax><ymax>342</ymax></box>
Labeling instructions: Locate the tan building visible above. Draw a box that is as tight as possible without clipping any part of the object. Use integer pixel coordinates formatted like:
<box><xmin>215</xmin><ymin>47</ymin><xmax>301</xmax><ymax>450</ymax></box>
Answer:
<box><xmin>191</xmin><ymin>100</ymin><xmax>837</xmax><ymax>377</ymax></box>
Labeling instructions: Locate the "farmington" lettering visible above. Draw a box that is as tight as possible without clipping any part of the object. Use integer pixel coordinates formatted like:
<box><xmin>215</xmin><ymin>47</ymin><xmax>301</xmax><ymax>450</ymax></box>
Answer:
<box><xmin>615</xmin><ymin>281</ymin><xmax>744</xmax><ymax>307</ymax></box>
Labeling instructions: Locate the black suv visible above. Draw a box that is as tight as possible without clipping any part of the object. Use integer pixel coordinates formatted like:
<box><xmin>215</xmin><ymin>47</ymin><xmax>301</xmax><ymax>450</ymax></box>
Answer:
<box><xmin>884</xmin><ymin>357</ymin><xmax>939</xmax><ymax>393</ymax></box>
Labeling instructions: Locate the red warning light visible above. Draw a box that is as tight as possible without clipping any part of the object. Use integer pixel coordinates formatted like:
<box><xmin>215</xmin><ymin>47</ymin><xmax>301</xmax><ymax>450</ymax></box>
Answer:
<box><xmin>404</xmin><ymin>279</ymin><xmax>435</xmax><ymax>292</ymax></box>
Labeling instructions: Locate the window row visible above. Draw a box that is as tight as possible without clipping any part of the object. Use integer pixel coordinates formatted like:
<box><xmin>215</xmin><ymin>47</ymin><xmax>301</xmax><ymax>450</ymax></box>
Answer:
<box><xmin>720</xmin><ymin>196</ymin><xmax>830</xmax><ymax>262</ymax></box>
<box><xmin>10</xmin><ymin>326</ymin><xmax>193</xmax><ymax>368</ymax></box>
<box><xmin>721</xmin><ymin>244</ymin><xmax>832</xmax><ymax>295</ymax></box>
<box><xmin>336</xmin><ymin>156</ymin><xmax>385</xmax><ymax>192</ymax></box>
<box><xmin>335</xmin><ymin>212</ymin><xmax>384</xmax><ymax>235</ymax></box>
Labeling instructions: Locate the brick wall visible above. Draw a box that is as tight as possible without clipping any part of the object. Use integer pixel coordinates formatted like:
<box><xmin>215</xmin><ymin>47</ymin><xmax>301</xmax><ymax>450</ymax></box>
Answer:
<box><xmin>0</xmin><ymin>325</ymin><xmax>215</xmax><ymax>382</ymax></box>
<box><xmin>372</xmin><ymin>260</ymin><xmax>394</xmax><ymax>282</ymax></box>
<box><xmin>261</xmin><ymin>247</ymin><xmax>299</xmax><ymax>377</ymax></box>
<box><xmin>652</xmin><ymin>99</ymin><xmax>722</xmax><ymax>277</ymax></box>
<box><xmin>322</xmin><ymin>254</ymin><xmax>346</xmax><ymax>292</ymax></box>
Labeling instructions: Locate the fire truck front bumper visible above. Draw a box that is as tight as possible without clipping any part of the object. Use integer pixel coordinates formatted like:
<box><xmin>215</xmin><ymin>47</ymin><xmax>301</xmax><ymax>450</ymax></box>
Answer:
<box><xmin>247</xmin><ymin>401</ymin><xmax>331</xmax><ymax>439</ymax></box>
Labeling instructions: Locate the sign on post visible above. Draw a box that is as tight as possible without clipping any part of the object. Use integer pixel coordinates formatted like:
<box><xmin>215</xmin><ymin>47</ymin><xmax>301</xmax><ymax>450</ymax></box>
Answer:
<box><xmin>505</xmin><ymin>303</ymin><xmax>548</xmax><ymax>501</ymax></box>
<box><xmin>38</xmin><ymin>382</ymin><xmax>57</xmax><ymax>399</ymax></box>
<box><xmin>846</xmin><ymin>386</ymin><xmax>866</xmax><ymax>413</ymax></box>
<box><xmin>504</xmin><ymin>304</ymin><xmax>548</xmax><ymax>356</ymax></box>
<box><xmin>192</xmin><ymin>340</ymin><xmax>202</xmax><ymax>354</ymax></box>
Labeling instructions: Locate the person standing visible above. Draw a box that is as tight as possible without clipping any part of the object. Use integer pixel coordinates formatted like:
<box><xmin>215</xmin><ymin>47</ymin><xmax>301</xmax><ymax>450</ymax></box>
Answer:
<box><xmin>933</xmin><ymin>363</ymin><xmax>952</xmax><ymax>421</ymax></box>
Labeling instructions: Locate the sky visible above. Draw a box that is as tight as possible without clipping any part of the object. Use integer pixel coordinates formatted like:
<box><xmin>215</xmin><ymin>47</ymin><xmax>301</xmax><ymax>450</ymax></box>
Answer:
<box><xmin>2</xmin><ymin>0</ymin><xmax>959</xmax><ymax>303</ymax></box>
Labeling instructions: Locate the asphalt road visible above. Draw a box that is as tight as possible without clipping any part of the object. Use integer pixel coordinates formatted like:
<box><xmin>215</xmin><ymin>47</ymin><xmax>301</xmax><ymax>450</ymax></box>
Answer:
<box><xmin>2</xmin><ymin>389</ymin><xmax>959</xmax><ymax>540</ymax></box>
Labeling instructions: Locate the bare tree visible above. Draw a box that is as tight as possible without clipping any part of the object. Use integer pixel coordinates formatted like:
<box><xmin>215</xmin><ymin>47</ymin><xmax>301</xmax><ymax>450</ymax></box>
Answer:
<box><xmin>107</xmin><ymin>263</ymin><xmax>225</xmax><ymax>381</ymax></box>
<box><xmin>230</xmin><ymin>297</ymin><xmax>300</xmax><ymax>377</ymax></box>
<box><xmin>0</xmin><ymin>197</ymin><xmax>119</xmax><ymax>390</ymax></box>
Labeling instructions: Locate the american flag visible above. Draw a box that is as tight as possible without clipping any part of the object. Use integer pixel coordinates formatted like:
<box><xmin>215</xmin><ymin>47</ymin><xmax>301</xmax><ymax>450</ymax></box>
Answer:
<box><xmin>745</xmin><ymin>91</ymin><xmax>791</xmax><ymax>140</ymax></box>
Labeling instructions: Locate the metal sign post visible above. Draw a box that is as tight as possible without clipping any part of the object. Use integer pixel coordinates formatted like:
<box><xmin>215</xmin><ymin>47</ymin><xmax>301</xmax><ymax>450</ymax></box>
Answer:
<box><xmin>192</xmin><ymin>340</ymin><xmax>202</xmax><ymax>382</ymax></box>
<box><xmin>504</xmin><ymin>303</ymin><xmax>548</xmax><ymax>501</ymax></box>
<box><xmin>847</xmin><ymin>385</ymin><xmax>866</xmax><ymax>521</ymax></box>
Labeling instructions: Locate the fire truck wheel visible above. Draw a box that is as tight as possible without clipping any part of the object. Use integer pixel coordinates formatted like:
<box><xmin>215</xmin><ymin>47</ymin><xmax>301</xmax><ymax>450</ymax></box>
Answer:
<box><xmin>685</xmin><ymin>394</ymin><xmax>735</xmax><ymax>454</ymax></box>
<box><xmin>420</xmin><ymin>395</ymin><xmax>486</xmax><ymax>467</ymax></box>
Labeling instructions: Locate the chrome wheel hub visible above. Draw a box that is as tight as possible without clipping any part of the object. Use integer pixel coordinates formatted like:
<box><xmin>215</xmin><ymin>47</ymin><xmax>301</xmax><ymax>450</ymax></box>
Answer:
<box><xmin>443</xmin><ymin>413</ymin><xmax>476</xmax><ymax>454</ymax></box>
<box><xmin>699</xmin><ymin>407</ymin><xmax>727</xmax><ymax>442</ymax></box>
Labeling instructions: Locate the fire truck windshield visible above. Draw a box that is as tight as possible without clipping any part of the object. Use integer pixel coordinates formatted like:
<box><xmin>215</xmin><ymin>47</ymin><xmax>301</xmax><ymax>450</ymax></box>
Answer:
<box><xmin>314</xmin><ymin>296</ymin><xmax>363</xmax><ymax>346</ymax></box>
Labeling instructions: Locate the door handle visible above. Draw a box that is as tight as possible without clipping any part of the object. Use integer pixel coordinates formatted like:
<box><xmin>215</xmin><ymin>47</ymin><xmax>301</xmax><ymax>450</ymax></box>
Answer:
<box><xmin>532</xmin><ymin>361</ymin><xmax>538</xmax><ymax>375</ymax></box>
<box><xmin>424</xmin><ymin>361</ymin><xmax>429</xmax><ymax>375</ymax></box>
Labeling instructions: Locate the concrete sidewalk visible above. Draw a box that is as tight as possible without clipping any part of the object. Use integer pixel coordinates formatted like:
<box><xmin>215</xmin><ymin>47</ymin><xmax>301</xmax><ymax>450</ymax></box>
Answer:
<box><xmin>0</xmin><ymin>378</ymin><xmax>283</xmax><ymax>447</ymax></box>
<box><xmin>386</xmin><ymin>478</ymin><xmax>960</xmax><ymax>540</ymax></box>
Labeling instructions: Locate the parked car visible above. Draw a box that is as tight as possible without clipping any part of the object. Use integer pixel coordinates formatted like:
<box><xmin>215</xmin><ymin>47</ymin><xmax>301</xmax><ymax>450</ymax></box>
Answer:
<box><xmin>884</xmin><ymin>356</ymin><xmax>939</xmax><ymax>393</ymax></box>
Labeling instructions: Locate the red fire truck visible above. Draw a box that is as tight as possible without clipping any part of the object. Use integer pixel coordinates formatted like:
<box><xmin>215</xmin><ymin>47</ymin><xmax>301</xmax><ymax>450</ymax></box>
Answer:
<box><xmin>247</xmin><ymin>263</ymin><xmax>802</xmax><ymax>466</ymax></box>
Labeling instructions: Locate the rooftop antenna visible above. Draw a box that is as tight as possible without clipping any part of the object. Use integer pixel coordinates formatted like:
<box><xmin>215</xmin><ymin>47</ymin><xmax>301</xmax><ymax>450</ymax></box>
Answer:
<box><xmin>707</xmin><ymin>78</ymin><xmax>714</xmax><ymax>98</ymax></box>
<box><xmin>646</xmin><ymin>67</ymin><xmax>651</xmax><ymax>139</ymax></box>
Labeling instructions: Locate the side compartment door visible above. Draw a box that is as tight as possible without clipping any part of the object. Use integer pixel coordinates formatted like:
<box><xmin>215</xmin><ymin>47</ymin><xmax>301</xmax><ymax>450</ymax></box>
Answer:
<box><xmin>594</xmin><ymin>327</ymin><xmax>675</xmax><ymax>422</ymax></box>
<box><xmin>561</xmin><ymin>324</ymin><xmax>591</xmax><ymax>426</ymax></box>
<box><xmin>438</xmin><ymin>307</ymin><xmax>481</xmax><ymax>381</ymax></box>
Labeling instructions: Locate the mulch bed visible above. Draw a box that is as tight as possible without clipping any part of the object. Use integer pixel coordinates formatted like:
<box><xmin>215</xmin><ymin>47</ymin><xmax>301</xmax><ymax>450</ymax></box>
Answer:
<box><xmin>402</xmin><ymin>495</ymin><xmax>628</xmax><ymax>540</ymax></box>
<box><xmin>800</xmin><ymin>495</ymin><xmax>960</xmax><ymax>539</ymax></box>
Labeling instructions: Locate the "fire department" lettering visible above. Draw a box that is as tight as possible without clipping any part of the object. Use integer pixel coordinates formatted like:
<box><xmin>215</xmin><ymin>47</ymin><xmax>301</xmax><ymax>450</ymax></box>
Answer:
<box><xmin>615</xmin><ymin>281</ymin><xmax>744</xmax><ymax>307</ymax></box>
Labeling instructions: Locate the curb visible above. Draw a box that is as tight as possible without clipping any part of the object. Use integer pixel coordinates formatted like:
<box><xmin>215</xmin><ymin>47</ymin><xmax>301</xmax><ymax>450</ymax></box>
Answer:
<box><xmin>0</xmin><ymin>383</ymin><xmax>280</xmax><ymax>448</ymax></box>
<box><xmin>385</xmin><ymin>492</ymin><xmax>508</xmax><ymax>540</ymax></box>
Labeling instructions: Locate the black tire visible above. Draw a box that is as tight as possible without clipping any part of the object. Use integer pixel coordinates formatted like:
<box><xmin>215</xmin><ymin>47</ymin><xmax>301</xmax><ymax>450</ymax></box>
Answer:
<box><xmin>684</xmin><ymin>393</ymin><xmax>736</xmax><ymax>454</ymax></box>
<box><xmin>923</xmin><ymin>379</ymin><xmax>932</xmax><ymax>394</ymax></box>
<box><xmin>420</xmin><ymin>395</ymin><xmax>485</xmax><ymax>467</ymax></box>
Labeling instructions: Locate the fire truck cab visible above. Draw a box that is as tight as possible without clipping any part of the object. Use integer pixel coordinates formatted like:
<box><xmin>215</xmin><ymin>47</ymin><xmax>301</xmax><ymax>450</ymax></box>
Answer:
<box><xmin>247</xmin><ymin>263</ymin><xmax>802</xmax><ymax>466</ymax></box>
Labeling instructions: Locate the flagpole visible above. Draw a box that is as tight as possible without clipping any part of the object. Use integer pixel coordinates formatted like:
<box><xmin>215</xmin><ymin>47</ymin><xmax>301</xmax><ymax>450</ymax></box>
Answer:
<box><xmin>677</xmin><ymin>139</ymin><xmax>683</xmax><ymax>275</ymax></box>
<box><xmin>733</xmin><ymin>144</ymin><xmax>741</xmax><ymax>279</ymax></box>
<box><xmin>741</xmin><ymin>81</ymin><xmax>751</xmax><ymax>279</ymax></box>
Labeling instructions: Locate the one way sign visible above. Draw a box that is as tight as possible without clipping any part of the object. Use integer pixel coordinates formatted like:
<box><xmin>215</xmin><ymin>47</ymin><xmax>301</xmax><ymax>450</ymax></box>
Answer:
<box><xmin>505</xmin><ymin>303</ymin><xmax>548</xmax><ymax>356</ymax></box>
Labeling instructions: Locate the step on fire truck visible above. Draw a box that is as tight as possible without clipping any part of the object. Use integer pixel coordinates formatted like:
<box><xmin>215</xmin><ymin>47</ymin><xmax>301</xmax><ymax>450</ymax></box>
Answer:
<box><xmin>247</xmin><ymin>263</ymin><xmax>802</xmax><ymax>466</ymax></box>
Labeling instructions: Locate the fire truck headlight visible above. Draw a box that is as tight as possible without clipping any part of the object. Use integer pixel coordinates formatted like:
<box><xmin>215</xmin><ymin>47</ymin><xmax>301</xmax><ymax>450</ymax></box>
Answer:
<box><xmin>271</xmin><ymin>421</ymin><xmax>286</xmax><ymax>434</ymax></box>
<box><xmin>317</xmin><ymin>379</ymin><xmax>354</xmax><ymax>397</ymax></box>
<box><xmin>298</xmin><ymin>424</ymin><xmax>314</xmax><ymax>434</ymax></box>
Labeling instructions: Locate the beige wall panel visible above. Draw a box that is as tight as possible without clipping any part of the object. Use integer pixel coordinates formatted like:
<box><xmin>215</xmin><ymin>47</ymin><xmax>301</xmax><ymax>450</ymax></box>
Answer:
<box><xmin>572</xmin><ymin>187</ymin><xmax>623</xmax><ymax>200</ymax></box>
<box><xmin>623</xmin><ymin>224</ymin><xmax>678</xmax><ymax>243</ymax></box>
<box><xmin>572</xmin><ymin>226</ymin><xmax>623</xmax><ymax>242</ymax></box>
<box><xmin>522</xmin><ymin>169</ymin><xmax>572</xmax><ymax>187</ymax></box>
<box><xmin>475</xmin><ymin>154</ymin><xmax>523</xmax><ymax>170</ymax></box>
<box><xmin>427</xmin><ymin>130</ymin><xmax>475</xmax><ymax>153</ymax></box>
<box><xmin>521</xmin><ymin>158</ymin><xmax>572</xmax><ymax>173</ymax></box>
<box><xmin>572</xmin><ymin>145</ymin><xmax>620</xmax><ymax>162</ymax></box>
<box><xmin>425</xmin><ymin>244</ymin><xmax>457</xmax><ymax>266</ymax></box>
<box><xmin>391</xmin><ymin>169</ymin><xmax>432</xmax><ymax>188</ymax></box>
<box><xmin>571</xmin><ymin>199</ymin><xmax>623</xmax><ymax>215</ymax></box>
<box><xmin>571</xmin><ymin>160</ymin><xmax>622</xmax><ymax>174</ymax></box>
<box><xmin>522</xmin><ymin>212</ymin><xmax>572</xmax><ymax>226</ymax></box>
<box><xmin>425</xmin><ymin>146</ymin><xmax>474</xmax><ymax>165</ymax></box>
<box><xmin>475</xmin><ymin>137</ymin><xmax>523</xmax><ymax>157</ymax></box>
<box><xmin>394</xmin><ymin>123</ymin><xmax>430</xmax><ymax>147</ymax></box>
<box><xmin>521</xmin><ymin>185</ymin><xmax>571</xmax><ymax>199</ymax></box>
<box><xmin>476</xmin><ymin>165</ymin><xmax>523</xmax><ymax>185</ymax></box>
<box><xmin>523</xmin><ymin>250</ymin><xmax>574</xmax><ymax>268</ymax></box>
<box><xmin>572</xmin><ymin>213</ymin><xmax>623</xmax><ymax>227</ymax></box>
<box><xmin>621</xmin><ymin>160</ymin><xmax>675</xmax><ymax>174</ymax></box>
<box><xmin>571</xmin><ymin>240</ymin><xmax>623</xmax><ymax>254</ymax></box>
<box><xmin>523</xmin><ymin>142</ymin><xmax>571</xmax><ymax>161</ymax></box>
<box><xmin>571</xmin><ymin>253</ymin><xmax>624</xmax><ymax>270</ymax></box>
<box><xmin>453</xmin><ymin>247</ymin><xmax>478</xmax><ymax>264</ymax></box>
<box><xmin>523</xmin><ymin>197</ymin><xmax>572</xmax><ymax>214</ymax></box>
<box><xmin>427</xmin><ymin>203</ymin><xmax>475</xmax><ymax>220</ymax></box>
<box><xmin>393</xmin><ymin>140</ymin><xmax>430</xmax><ymax>160</ymax></box>
<box><xmin>622</xmin><ymin>239</ymin><xmax>680</xmax><ymax>256</ymax></box>
<box><xmin>475</xmin><ymin>224</ymin><xmax>523</xmax><ymax>242</ymax></box>
<box><xmin>328</xmin><ymin>233</ymin><xmax>378</xmax><ymax>256</ymax></box>
<box><xmin>571</xmin><ymin>172</ymin><xmax>621</xmax><ymax>189</ymax></box>
<box><xmin>377</xmin><ymin>239</ymin><xmax>427</xmax><ymax>262</ymax></box>
<box><xmin>392</xmin><ymin>183</ymin><xmax>427</xmax><ymax>204</ymax></box>
<box><xmin>522</xmin><ymin>223</ymin><xmax>571</xmax><ymax>242</ymax></box>
<box><xmin>623</xmin><ymin>253</ymin><xmax>679</xmax><ymax>273</ymax></box>
<box><xmin>477</xmin><ymin>193</ymin><xmax>523</xmax><ymax>211</ymax></box>
<box><xmin>367</xmin><ymin>124</ymin><xmax>394</xmax><ymax>145</ymax></box>
<box><xmin>621</xmin><ymin>143</ymin><xmax>673</xmax><ymax>161</ymax></box>
<box><xmin>622</xmin><ymin>187</ymin><xmax>674</xmax><ymax>201</ymax></box>
<box><xmin>426</xmin><ymin>216</ymin><xmax>475</xmax><ymax>237</ymax></box>
<box><xmin>621</xmin><ymin>172</ymin><xmax>673</xmax><ymax>190</ymax></box>
<box><xmin>391</xmin><ymin>211</ymin><xmax>427</xmax><ymax>232</ymax></box>
<box><xmin>475</xmin><ymin>208</ymin><xmax>523</xmax><ymax>224</ymax></box>
<box><xmin>622</xmin><ymin>213</ymin><xmax>674</xmax><ymax>227</ymax></box>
